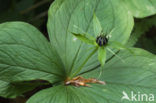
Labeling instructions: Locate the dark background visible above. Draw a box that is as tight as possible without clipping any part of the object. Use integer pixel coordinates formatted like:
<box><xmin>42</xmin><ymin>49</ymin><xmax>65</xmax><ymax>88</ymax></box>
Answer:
<box><xmin>0</xmin><ymin>0</ymin><xmax>156</xmax><ymax>103</ymax></box>
<box><xmin>0</xmin><ymin>0</ymin><xmax>53</xmax><ymax>40</ymax></box>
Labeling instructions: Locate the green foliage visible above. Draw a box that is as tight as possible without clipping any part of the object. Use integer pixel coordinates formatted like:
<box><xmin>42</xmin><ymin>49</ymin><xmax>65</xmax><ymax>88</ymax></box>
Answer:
<box><xmin>98</xmin><ymin>47</ymin><xmax>106</xmax><ymax>66</ymax></box>
<box><xmin>0</xmin><ymin>22</ymin><xmax>65</xmax><ymax>83</ymax></box>
<box><xmin>27</xmin><ymin>48</ymin><xmax>156</xmax><ymax>103</ymax></box>
<box><xmin>0</xmin><ymin>80</ymin><xmax>40</xmax><ymax>98</ymax></box>
<box><xmin>122</xmin><ymin>0</ymin><xmax>156</xmax><ymax>18</ymax></box>
<box><xmin>71</xmin><ymin>33</ymin><xmax>95</xmax><ymax>45</ymax></box>
<box><xmin>93</xmin><ymin>13</ymin><xmax>102</xmax><ymax>35</ymax></box>
<box><xmin>82</xmin><ymin>48</ymin><xmax>156</xmax><ymax>103</ymax></box>
<box><xmin>0</xmin><ymin>0</ymin><xmax>156</xmax><ymax>103</ymax></box>
<box><xmin>0</xmin><ymin>22</ymin><xmax>65</xmax><ymax>98</ymax></box>
<box><xmin>48</xmin><ymin>0</ymin><xmax>133</xmax><ymax>77</ymax></box>
<box><xmin>71</xmin><ymin>14</ymin><xmax>131</xmax><ymax>67</ymax></box>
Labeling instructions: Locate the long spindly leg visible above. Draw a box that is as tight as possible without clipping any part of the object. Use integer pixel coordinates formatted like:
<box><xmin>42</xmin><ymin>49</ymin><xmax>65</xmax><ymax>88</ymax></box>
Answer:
<box><xmin>106</xmin><ymin>47</ymin><xmax>125</xmax><ymax>63</ymax></box>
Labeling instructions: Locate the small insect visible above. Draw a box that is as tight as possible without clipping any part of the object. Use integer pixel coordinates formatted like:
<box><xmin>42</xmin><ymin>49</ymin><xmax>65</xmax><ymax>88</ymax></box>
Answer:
<box><xmin>96</xmin><ymin>35</ymin><xmax>108</xmax><ymax>46</ymax></box>
<box><xmin>65</xmin><ymin>76</ymin><xmax>105</xmax><ymax>87</ymax></box>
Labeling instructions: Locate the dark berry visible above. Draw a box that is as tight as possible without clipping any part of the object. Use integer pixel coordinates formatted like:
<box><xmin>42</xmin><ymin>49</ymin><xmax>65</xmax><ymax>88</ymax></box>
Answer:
<box><xmin>96</xmin><ymin>35</ymin><xmax>108</xmax><ymax>46</ymax></box>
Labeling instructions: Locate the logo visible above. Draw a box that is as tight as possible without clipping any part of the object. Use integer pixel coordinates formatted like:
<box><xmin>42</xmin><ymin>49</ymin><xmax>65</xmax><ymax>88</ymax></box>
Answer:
<box><xmin>121</xmin><ymin>91</ymin><xmax>155</xmax><ymax>102</ymax></box>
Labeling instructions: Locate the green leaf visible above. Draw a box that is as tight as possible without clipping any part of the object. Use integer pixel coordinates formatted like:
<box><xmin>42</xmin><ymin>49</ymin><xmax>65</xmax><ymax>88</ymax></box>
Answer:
<box><xmin>0</xmin><ymin>80</ymin><xmax>40</xmax><ymax>98</ymax></box>
<box><xmin>47</xmin><ymin>0</ymin><xmax>134</xmax><ymax>76</ymax></box>
<box><xmin>122</xmin><ymin>0</ymin><xmax>156</xmax><ymax>18</ymax></box>
<box><xmin>81</xmin><ymin>48</ymin><xmax>156</xmax><ymax>102</ymax></box>
<box><xmin>71</xmin><ymin>33</ymin><xmax>95</xmax><ymax>45</ymax></box>
<box><xmin>98</xmin><ymin>47</ymin><xmax>106</xmax><ymax>66</ymax></box>
<box><xmin>27</xmin><ymin>48</ymin><xmax>156</xmax><ymax>103</ymax></box>
<box><xmin>108</xmin><ymin>41</ymin><xmax>133</xmax><ymax>53</ymax></box>
<box><xmin>27</xmin><ymin>85</ymin><xmax>107</xmax><ymax>103</ymax></box>
<box><xmin>108</xmin><ymin>41</ymin><xmax>126</xmax><ymax>50</ymax></box>
<box><xmin>93</xmin><ymin>13</ymin><xmax>102</xmax><ymax>35</ymax></box>
<box><xmin>0</xmin><ymin>22</ymin><xmax>65</xmax><ymax>83</ymax></box>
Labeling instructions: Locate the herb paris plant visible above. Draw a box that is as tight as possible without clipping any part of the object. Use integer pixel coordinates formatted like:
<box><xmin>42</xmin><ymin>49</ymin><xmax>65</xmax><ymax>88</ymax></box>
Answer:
<box><xmin>0</xmin><ymin>0</ymin><xmax>156</xmax><ymax>103</ymax></box>
<box><xmin>71</xmin><ymin>14</ymin><xmax>130</xmax><ymax>68</ymax></box>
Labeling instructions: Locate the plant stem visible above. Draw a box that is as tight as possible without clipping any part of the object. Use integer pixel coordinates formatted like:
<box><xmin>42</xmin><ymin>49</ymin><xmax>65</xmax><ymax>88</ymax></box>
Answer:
<box><xmin>70</xmin><ymin>47</ymin><xmax>97</xmax><ymax>78</ymax></box>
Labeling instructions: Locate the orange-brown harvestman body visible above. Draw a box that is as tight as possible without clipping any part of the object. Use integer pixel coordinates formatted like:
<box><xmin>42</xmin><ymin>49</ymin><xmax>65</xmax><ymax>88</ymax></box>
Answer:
<box><xmin>65</xmin><ymin>76</ymin><xmax>106</xmax><ymax>87</ymax></box>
